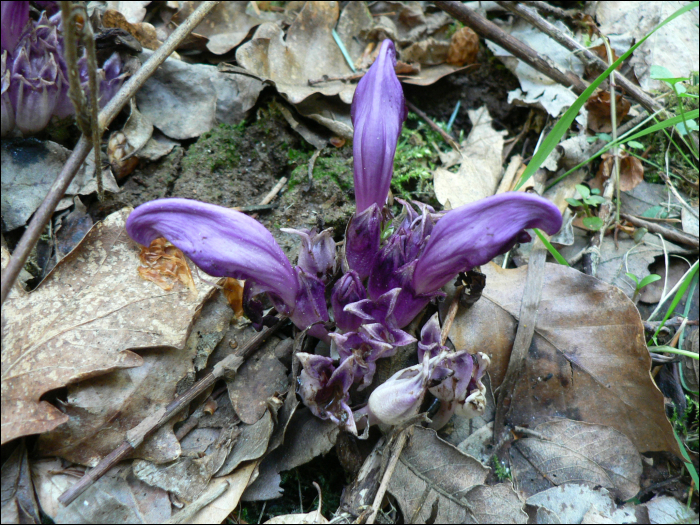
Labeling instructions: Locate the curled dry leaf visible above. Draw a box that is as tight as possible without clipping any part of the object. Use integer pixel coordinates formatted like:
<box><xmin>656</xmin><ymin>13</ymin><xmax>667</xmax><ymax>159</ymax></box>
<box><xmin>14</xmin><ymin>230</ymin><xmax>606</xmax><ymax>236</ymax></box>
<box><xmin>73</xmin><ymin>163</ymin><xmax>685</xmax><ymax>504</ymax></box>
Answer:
<box><xmin>446</xmin><ymin>263</ymin><xmax>681</xmax><ymax>457</ymax></box>
<box><xmin>1</xmin><ymin>209</ymin><xmax>216</xmax><ymax>444</ymax></box>
<box><xmin>0</xmin><ymin>440</ymin><xmax>40</xmax><ymax>524</ymax></box>
<box><xmin>447</xmin><ymin>27</ymin><xmax>479</xmax><ymax>67</ymax></box>
<box><xmin>388</xmin><ymin>426</ymin><xmax>521</xmax><ymax>524</ymax></box>
<box><xmin>173</xmin><ymin>1</ymin><xmax>276</xmax><ymax>55</ymax></box>
<box><xmin>509</xmin><ymin>419</ymin><xmax>642</xmax><ymax>500</ymax></box>
<box><xmin>222</xmin><ymin>278</ymin><xmax>245</xmax><ymax>318</ymax></box>
<box><xmin>236</xmin><ymin>3</ymin><xmax>356</xmax><ymax>105</ymax></box>
<box><xmin>102</xmin><ymin>9</ymin><xmax>162</xmax><ymax>50</ymax></box>
<box><xmin>591</xmin><ymin>150</ymin><xmax>644</xmax><ymax>192</ymax></box>
<box><xmin>585</xmin><ymin>90</ymin><xmax>631</xmax><ymax>133</ymax></box>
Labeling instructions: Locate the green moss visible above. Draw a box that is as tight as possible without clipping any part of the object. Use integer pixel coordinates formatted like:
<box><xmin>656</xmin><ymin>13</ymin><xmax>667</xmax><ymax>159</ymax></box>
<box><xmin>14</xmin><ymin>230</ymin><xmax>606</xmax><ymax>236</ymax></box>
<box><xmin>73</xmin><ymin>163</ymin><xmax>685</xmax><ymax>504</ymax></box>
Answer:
<box><xmin>181</xmin><ymin>123</ymin><xmax>245</xmax><ymax>174</ymax></box>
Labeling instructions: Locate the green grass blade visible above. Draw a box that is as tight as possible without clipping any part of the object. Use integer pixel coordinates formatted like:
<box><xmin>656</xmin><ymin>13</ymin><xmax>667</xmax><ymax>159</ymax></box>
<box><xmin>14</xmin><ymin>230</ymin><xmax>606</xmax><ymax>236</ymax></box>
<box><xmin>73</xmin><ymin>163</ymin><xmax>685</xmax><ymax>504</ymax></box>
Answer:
<box><xmin>624</xmin><ymin>109</ymin><xmax>699</xmax><ymax>143</ymax></box>
<box><xmin>514</xmin><ymin>1</ymin><xmax>699</xmax><ymax>191</ymax></box>
<box><xmin>673</xmin><ymin>427</ymin><xmax>700</xmax><ymax>489</ymax></box>
<box><xmin>534</xmin><ymin>228</ymin><xmax>570</xmax><ymax>266</ymax></box>
<box><xmin>648</xmin><ymin>346</ymin><xmax>699</xmax><ymax>360</ymax></box>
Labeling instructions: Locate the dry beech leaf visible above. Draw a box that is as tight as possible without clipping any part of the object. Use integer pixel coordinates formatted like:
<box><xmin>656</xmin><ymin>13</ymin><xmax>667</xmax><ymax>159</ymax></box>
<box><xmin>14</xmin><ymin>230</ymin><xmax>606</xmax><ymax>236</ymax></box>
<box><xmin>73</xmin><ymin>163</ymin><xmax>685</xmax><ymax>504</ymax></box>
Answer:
<box><xmin>388</xmin><ymin>426</ymin><xmax>513</xmax><ymax>524</ymax></box>
<box><xmin>217</xmin><ymin>409</ymin><xmax>274</xmax><ymax>476</ymax></box>
<box><xmin>1</xmin><ymin>209</ymin><xmax>216</xmax><ymax>444</ymax></box>
<box><xmin>188</xmin><ymin>461</ymin><xmax>258</xmax><ymax>524</ymax></box>
<box><xmin>0</xmin><ymin>440</ymin><xmax>40</xmax><ymax>524</ymax></box>
<box><xmin>509</xmin><ymin>419</ymin><xmax>641</xmax><ymax>499</ymax></box>
<box><xmin>446</xmin><ymin>262</ymin><xmax>680</xmax><ymax>457</ymax></box>
<box><xmin>585</xmin><ymin>90</ymin><xmax>631</xmax><ymax>133</ymax></box>
<box><xmin>643</xmin><ymin>495</ymin><xmax>699</xmax><ymax>524</ymax></box>
<box><xmin>447</xmin><ymin>26</ymin><xmax>479</xmax><ymax>66</ymax></box>
<box><xmin>592</xmin><ymin>150</ymin><xmax>644</xmax><ymax>192</ymax></box>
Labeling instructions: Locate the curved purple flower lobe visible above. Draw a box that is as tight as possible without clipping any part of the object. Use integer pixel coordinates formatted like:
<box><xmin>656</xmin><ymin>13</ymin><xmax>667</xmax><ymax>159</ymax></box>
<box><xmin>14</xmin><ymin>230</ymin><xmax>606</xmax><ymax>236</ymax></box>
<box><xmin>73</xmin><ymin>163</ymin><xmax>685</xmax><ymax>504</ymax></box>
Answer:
<box><xmin>413</xmin><ymin>193</ymin><xmax>562</xmax><ymax>295</ymax></box>
<box><xmin>345</xmin><ymin>203</ymin><xmax>382</xmax><ymax>280</ymax></box>
<box><xmin>1</xmin><ymin>1</ymin><xmax>30</xmax><ymax>53</ymax></box>
<box><xmin>351</xmin><ymin>39</ymin><xmax>407</xmax><ymax>213</ymax></box>
<box><xmin>126</xmin><ymin>198</ymin><xmax>299</xmax><ymax>305</ymax></box>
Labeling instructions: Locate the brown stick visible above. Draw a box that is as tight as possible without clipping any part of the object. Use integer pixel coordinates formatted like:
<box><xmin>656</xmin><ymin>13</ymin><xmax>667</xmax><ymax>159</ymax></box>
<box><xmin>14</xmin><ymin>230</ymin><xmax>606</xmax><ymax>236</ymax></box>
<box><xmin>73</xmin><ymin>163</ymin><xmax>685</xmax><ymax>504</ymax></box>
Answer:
<box><xmin>405</xmin><ymin>100</ymin><xmax>461</xmax><ymax>151</ymax></box>
<box><xmin>493</xmin><ymin>245</ymin><xmax>547</xmax><ymax>444</ymax></box>
<box><xmin>366</xmin><ymin>428</ymin><xmax>413</xmax><ymax>524</ymax></box>
<box><xmin>434</xmin><ymin>1</ymin><xmax>589</xmax><ymax>95</ymax></box>
<box><xmin>621</xmin><ymin>213</ymin><xmax>699</xmax><ymax>249</ymax></box>
<box><xmin>521</xmin><ymin>1</ymin><xmax>579</xmax><ymax>21</ymax></box>
<box><xmin>58</xmin><ymin>318</ymin><xmax>285</xmax><ymax>506</ymax></box>
<box><xmin>0</xmin><ymin>1</ymin><xmax>221</xmax><ymax>306</ymax></box>
<box><xmin>496</xmin><ymin>2</ymin><xmax>663</xmax><ymax>115</ymax></box>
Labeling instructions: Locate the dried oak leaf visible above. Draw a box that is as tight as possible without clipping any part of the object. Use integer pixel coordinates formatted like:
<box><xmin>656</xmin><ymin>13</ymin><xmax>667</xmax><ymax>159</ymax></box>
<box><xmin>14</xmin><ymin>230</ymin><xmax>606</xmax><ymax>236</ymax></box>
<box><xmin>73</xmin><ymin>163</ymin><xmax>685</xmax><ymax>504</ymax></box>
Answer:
<box><xmin>585</xmin><ymin>90</ymin><xmax>631</xmax><ymax>133</ymax></box>
<box><xmin>445</xmin><ymin>262</ymin><xmax>680</xmax><ymax>457</ymax></box>
<box><xmin>1</xmin><ymin>209</ymin><xmax>216</xmax><ymax>444</ymax></box>
<box><xmin>591</xmin><ymin>149</ymin><xmax>644</xmax><ymax>192</ymax></box>
<box><xmin>102</xmin><ymin>9</ymin><xmax>161</xmax><ymax>50</ymax></box>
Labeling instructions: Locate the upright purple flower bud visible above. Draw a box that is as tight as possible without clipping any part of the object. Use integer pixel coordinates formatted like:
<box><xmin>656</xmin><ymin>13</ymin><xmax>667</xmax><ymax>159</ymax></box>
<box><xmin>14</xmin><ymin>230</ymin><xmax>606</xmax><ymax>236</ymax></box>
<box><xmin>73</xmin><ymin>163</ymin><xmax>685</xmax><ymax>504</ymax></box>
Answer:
<box><xmin>10</xmin><ymin>35</ymin><xmax>61</xmax><ymax>134</ymax></box>
<box><xmin>1</xmin><ymin>1</ymin><xmax>30</xmax><ymax>54</ymax></box>
<box><xmin>417</xmin><ymin>313</ymin><xmax>446</xmax><ymax>361</ymax></box>
<box><xmin>1</xmin><ymin>51</ymin><xmax>14</xmax><ymax>136</ymax></box>
<box><xmin>282</xmin><ymin>227</ymin><xmax>336</xmax><ymax>282</ymax></box>
<box><xmin>344</xmin><ymin>203</ymin><xmax>382</xmax><ymax>280</ymax></box>
<box><xmin>331</xmin><ymin>270</ymin><xmax>367</xmax><ymax>332</ymax></box>
<box><xmin>126</xmin><ymin>199</ymin><xmax>329</xmax><ymax>338</ymax></box>
<box><xmin>413</xmin><ymin>193</ymin><xmax>563</xmax><ymax>295</ymax></box>
<box><xmin>351</xmin><ymin>39</ymin><xmax>407</xmax><ymax>213</ymax></box>
<box><xmin>297</xmin><ymin>353</ymin><xmax>357</xmax><ymax>434</ymax></box>
<box><xmin>96</xmin><ymin>52</ymin><xmax>124</xmax><ymax>109</ymax></box>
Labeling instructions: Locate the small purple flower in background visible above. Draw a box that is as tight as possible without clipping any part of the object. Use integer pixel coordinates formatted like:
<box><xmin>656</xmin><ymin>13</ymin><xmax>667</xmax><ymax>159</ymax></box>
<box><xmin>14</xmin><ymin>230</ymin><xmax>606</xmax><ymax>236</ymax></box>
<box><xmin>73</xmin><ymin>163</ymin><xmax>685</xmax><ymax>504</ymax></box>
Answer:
<box><xmin>1</xmin><ymin>1</ymin><xmax>125</xmax><ymax>136</ymax></box>
<box><xmin>281</xmin><ymin>227</ymin><xmax>336</xmax><ymax>282</ymax></box>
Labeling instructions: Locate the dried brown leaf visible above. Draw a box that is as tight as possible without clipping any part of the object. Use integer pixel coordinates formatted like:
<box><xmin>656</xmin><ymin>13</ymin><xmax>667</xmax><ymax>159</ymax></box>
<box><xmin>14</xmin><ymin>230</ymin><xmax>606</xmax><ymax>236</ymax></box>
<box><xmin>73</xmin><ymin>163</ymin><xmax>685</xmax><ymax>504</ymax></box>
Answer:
<box><xmin>1</xmin><ymin>209</ymin><xmax>216</xmax><ymax>444</ymax></box>
<box><xmin>585</xmin><ymin>90</ymin><xmax>631</xmax><ymax>133</ymax></box>
<box><xmin>236</xmin><ymin>3</ymin><xmax>355</xmax><ymax>105</ymax></box>
<box><xmin>0</xmin><ymin>441</ymin><xmax>40</xmax><ymax>524</ymax></box>
<box><xmin>102</xmin><ymin>9</ymin><xmax>162</xmax><ymax>50</ymax></box>
<box><xmin>510</xmin><ymin>419</ymin><xmax>641</xmax><ymax>499</ymax></box>
<box><xmin>222</xmin><ymin>278</ymin><xmax>245</xmax><ymax>318</ymax></box>
<box><xmin>592</xmin><ymin>150</ymin><xmax>644</xmax><ymax>192</ymax></box>
<box><xmin>188</xmin><ymin>461</ymin><xmax>258</xmax><ymax>524</ymax></box>
<box><xmin>388</xmin><ymin>426</ymin><xmax>495</xmax><ymax>524</ymax></box>
<box><xmin>217</xmin><ymin>409</ymin><xmax>274</xmax><ymax>476</ymax></box>
<box><xmin>446</xmin><ymin>263</ymin><xmax>680</xmax><ymax>457</ymax></box>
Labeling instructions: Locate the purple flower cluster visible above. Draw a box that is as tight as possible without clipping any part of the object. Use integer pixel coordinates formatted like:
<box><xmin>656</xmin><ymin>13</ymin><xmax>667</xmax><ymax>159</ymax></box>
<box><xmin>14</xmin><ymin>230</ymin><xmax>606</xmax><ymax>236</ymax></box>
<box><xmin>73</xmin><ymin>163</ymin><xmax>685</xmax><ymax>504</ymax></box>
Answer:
<box><xmin>1</xmin><ymin>1</ymin><xmax>124</xmax><ymax>136</ymax></box>
<box><xmin>125</xmin><ymin>40</ymin><xmax>562</xmax><ymax>433</ymax></box>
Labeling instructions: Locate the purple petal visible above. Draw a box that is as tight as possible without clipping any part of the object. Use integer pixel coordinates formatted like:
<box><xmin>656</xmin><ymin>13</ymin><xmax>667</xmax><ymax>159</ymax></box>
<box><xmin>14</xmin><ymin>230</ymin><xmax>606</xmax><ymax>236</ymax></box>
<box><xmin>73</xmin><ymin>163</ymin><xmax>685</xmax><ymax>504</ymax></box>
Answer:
<box><xmin>361</xmin><ymin>322</ymin><xmax>416</xmax><ymax>348</ymax></box>
<box><xmin>345</xmin><ymin>204</ymin><xmax>382</xmax><ymax>280</ymax></box>
<box><xmin>331</xmin><ymin>270</ymin><xmax>367</xmax><ymax>332</ymax></box>
<box><xmin>367</xmin><ymin>233</ymin><xmax>407</xmax><ymax>300</ymax></box>
<box><xmin>126</xmin><ymin>198</ymin><xmax>299</xmax><ymax>306</ymax></box>
<box><xmin>344</xmin><ymin>287</ymin><xmax>401</xmax><ymax>327</ymax></box>
<box><xmin>1</xmin><ymin>51</ymin><xmax>14</xmax><ymax>136</ymax></box>
<box><xmin>417</xmin><ymin>312</ymin><xmax>443</xmax><ymax>361</ymax></box>
<box><xmin>413</xmin><ymin>193</ymin><xmax>562</xmax><ymax>295</ymax></box>
<box><xmin>331</xmin><ymin>330</ymin><xmax>395</xmax><ymax>389</ymax></box>
<box><xmin>351</xmin><ymin>39</ymin><xmax>407</xmax><ymax>213</ymax></box>
<box><xmin>290</xmin><ymin>267</ymin><xmax>330</xmax><ymax>340</ymax></box>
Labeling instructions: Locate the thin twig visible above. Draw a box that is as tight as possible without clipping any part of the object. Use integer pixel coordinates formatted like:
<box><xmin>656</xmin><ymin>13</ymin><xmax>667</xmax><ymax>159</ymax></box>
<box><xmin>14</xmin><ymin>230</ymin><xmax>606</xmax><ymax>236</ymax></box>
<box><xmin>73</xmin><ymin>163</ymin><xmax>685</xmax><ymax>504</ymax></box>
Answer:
<box><xmin>493</xmin><ymin>245</ymin><xmax>547</xmax><ymax>444</ymax></box>
<box><xmin>405</xmin><ymin>99</ymin><xmax>461</xmax><ymax>151</ymax></box>
<box><xmin>0</xmin><ymin>1</ymin><xmax>221</xmax><ymax>306</ymax></box>
<box><xmin>434</xmin><ymin>1</ymin><xmax>589</xmax><ymax>95</ymax></box>
<box><xmin>621</xmin><ymin>213</ymin><xmax>699</xmax><ymax>249</ymax></box>
<box><xmin>496</xmin><ymin>1</ymin><xmax>662</xmax><ymax>114</ymax></box>
<box><xmin>521</xmin><ymin>1</ymin><xmax>579</xmax><ymax>21</ymax></box>
<box><xmin>440</xmin><ymin>291</ymin><xmax>462</xmax><ymax>346</ymax></box>
<box><xmin>79</xmin><ymin>4</ymin><xmax>103</xmax><ymax>200</ymax></box>
<box><xmin>58</xmin><ymin>317</ymin><xmax>285</xmax><ymax>506</ymax></box>
<box><xmin>59</xmin><ymin>2</ymin><xmax>89</xmax><ymax>135</ymax></box>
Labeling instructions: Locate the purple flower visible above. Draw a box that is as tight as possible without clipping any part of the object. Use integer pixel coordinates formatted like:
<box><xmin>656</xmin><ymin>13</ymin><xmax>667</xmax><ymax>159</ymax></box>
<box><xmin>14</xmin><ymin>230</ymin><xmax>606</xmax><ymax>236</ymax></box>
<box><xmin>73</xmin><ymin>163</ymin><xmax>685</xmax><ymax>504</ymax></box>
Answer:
<box><xmin>331</xmin><ymin>270</ymin><xmax>366</xmax><ymax>332</ymax></box>
<box><xmin>351</xmin><ymin>39</ymin><xmax>407</xmax><ymax>213</ymax></box>
<box><xmin>343</xmin><ymin>288</ymin><xmax>416</xmax><ymax>347</ymax></box>
<box><xmin>9</xmin><ymin>29</ymin><xmax>62</xmax><ymax>134</ymax></box>
<box><xmin>417</xmin><ymin>313</ymin><xmax>446</xmax><ymax>361</ymax></box>
<box><xmin>126</xmin><ymin>198</ymin><xmax>329</xmax><ymax>339</ymax></box>
<box><xmin>281</xmin><ymin>226</ymin><xmax>336</xmax><ymax>282</ymax></box>
<box><xmin>297</xmin><ymin>352</ymin><xmax>357</xmax><ymax>434</ymax></box>
<box><xmin>1</xmin><ymin>1</ymin><xmax>30</xmax><ymax>54</ymax></box>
